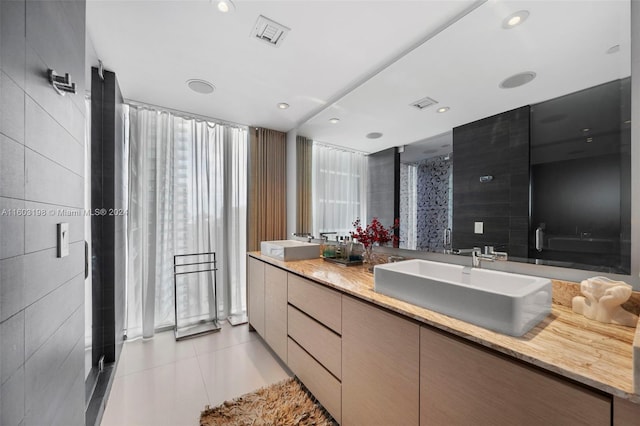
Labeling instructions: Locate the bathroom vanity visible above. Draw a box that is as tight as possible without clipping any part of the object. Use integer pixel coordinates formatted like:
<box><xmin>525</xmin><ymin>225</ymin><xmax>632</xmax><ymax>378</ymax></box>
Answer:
<box><xmin>247</xmin><ymin>252</ymin><xmax>640</xmax><ymax>425</ymax></box>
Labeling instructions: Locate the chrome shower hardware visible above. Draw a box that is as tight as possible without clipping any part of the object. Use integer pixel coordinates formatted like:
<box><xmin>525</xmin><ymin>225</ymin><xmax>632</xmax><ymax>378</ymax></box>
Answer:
<box><xmin>48</xmin><ymin>69</ymin><xmax>77</xmax><ymax>95</ymax></box>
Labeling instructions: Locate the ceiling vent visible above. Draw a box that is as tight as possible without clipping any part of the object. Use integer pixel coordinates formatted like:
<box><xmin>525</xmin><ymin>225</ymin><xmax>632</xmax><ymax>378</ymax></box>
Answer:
<box><xmin>251</xmin><ymin>15</ymin><xmax>290</xmax><ymax>47</ymax></box>
<box><xmin>411</xmin><ymin>96</ymin><xmax>438</xmax><ymax>110</ymax></box>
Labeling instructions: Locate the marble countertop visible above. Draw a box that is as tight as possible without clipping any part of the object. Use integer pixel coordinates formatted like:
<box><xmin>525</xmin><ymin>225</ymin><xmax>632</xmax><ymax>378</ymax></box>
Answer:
<box><xmin>248</xmin><ymin>252</ymin><xmax>639</xmax><ymax>402</ymax></box>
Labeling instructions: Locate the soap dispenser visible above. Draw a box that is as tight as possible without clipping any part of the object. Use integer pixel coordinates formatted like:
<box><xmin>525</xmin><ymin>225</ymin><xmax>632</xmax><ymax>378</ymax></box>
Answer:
<box><xmin>323</xmin><ymin>237</ymin><xmax>335</xmax><ymax>258</ymax></box>
<box><xmin>336</xmin><ymin>236</ymin><xmax>343</xmax><ymax>258</ymax></box>
<box><xmin>344</xmin><ymin>236</ymin><xmax>352</xmax><ymax>260</ymax></box>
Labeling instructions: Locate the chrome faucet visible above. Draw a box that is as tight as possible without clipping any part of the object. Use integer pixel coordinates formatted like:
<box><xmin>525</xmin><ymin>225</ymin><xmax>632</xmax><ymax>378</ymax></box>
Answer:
<box><xmin>292</xmin><ymin>232</ymin><xmax>314</xmax><ymax>243</ymax></box>
<box><xmin>472</xmin><ymin>247</ymin><xmax>508</xmax><ymax>268</ymax></box>
<box><xmin>319</xmin><ymin>231</ymin><xmax>337</xmax><ymax>238</ymax></box>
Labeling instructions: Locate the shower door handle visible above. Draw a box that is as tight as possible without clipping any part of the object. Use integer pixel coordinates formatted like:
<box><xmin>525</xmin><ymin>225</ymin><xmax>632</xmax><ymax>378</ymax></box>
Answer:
<box><xmin>85</xmin><ymin>240</ymin><xmax>89</xmax><ymax>279</ymax></box>
<box><xmin>443</xmin><ymin>228</ymin><xmax>451</xmax><ymax>248</ymax></box>
<box><xmin>535</xmin><ymin>227</ymin><xmax>544</xmax><ymax>252</ymax></box>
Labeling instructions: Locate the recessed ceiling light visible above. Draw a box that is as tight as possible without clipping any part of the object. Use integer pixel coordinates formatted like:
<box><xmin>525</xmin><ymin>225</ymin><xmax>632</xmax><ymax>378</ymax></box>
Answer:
<box><xmin>329</xmin><ymin>118</ymin><xmax>340</xmax><ymax>124</ymax></box>
<box><xmin>582</xmin><ymin>128</ymin><xmax>590</xmax><ymax>132</ymax></box>
<box><xmin>187</xmin><ymin>79</ymin><xmax>215</xmax><ymax>94</ymax></box>
<box><xmin>216</xmin><ymin>0</ymin><xmax>235</xmax><ymax>13</ymax></box>
<box><xmin>277</xmin><ymin>102</ymin><xmax>290</xmax><ymax>109</ymax></box>
<box><xmin>499</xmin><ymin>71</ymin><xmax>536</xmax><ymax>89</ymax></box>
<box><xmin>437</xmin><ymin>107</ymin><xmax>450</xmax><ymax>113</ymax></box>
<box><xmin>586</xmin><ymin>137</ymin><xmax>593</xmax><ymax>143</ymax></box>
<box><xmin>366</xmin><ymin>132</ymin><xmax>383</xmax><ymax>139</ymax></box>
<box><xmin>503</xmin><ymin>10</ymin><xmax>529</xmax><ymax>29</ymax></box>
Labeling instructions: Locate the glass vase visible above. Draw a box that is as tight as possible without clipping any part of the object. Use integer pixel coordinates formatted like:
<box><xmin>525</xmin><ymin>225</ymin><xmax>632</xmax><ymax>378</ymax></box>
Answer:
<box><xmin>362</xmin><ymin>244</ymin><xmax>379</xmax><ymax>273</ymax></box>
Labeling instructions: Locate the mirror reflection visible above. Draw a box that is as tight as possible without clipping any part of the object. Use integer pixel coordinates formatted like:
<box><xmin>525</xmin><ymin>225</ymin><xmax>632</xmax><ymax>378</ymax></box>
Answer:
<box><xmin>400</xmin><ymin>78</ymin><xmax>631</xmax><ymax>274</ymax></box>
<box><xmin>302</xmin><ymin>0</ymin><xmax>632</xmax><ymax>275</ymax></box>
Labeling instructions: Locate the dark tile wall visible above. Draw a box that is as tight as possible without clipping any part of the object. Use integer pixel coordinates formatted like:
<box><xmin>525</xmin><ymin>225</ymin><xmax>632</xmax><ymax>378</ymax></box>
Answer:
<box><xmin>452</xmin><ymin>106</ymin><xmax>530</xmax><ymax>258</ymax></box>
<box><xmin>1</xmin><ymin>1</ymin><xmax>86</xmax><ymax>425</ymax></box>
<box><xmin>367</xmin><ymin>147</ymin><xmax>400</xmax><ymax>242</ymax></box>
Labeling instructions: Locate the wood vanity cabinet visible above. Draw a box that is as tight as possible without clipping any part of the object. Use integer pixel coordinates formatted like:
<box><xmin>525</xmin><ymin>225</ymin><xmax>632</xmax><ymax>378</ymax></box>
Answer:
<box><xmin>342</xmin><ymin>296</ymin><xmax>420</xmax><ymax>426</ymax></box>
<box><xmin>613</xmin><ymin>396</ymin><xmax>640</xmax><ymax>425</ymax></box>
<box><xmin>247</xmin><ymin>256</ymin><xmax>288</xmax><ymax>362</ymax></box>
<box><xmin>287</xmin><ymin>273</ymin><xmax>343</xmax><ymax>423</ymax></box>
<box><xmin>264</xmin><ymin>264</ymin><xmax>288</xmax><ymax>362</ymax></box>
<box><xmin>248</xmin><ymin>256</ymin><xmax>634</xmax><ymax>426</ymax></box>
<box><xmin>288</xmin><ymin>305</ymin><xmax>341</xmax><ymax>378</ymax></box>
<box><xmin>247</xmin><ymin>256</ymin><xmax>265</xmax><ymax>337</ymax></box>
<box><xmin>420</xmin><ymin>326</ymin><xmax>611</xmax><ymax>426</ymax></box>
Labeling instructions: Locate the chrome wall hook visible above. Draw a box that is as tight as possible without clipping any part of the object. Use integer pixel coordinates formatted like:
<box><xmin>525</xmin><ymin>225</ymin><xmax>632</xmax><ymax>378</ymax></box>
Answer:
<box><xmin>48</xmin><ymin>69</ymin><xmax>76</xmax><ymax>96</ymax></box>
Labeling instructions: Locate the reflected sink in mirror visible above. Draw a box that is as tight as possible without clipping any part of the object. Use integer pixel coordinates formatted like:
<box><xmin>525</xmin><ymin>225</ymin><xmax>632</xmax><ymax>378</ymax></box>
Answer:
<box><xmin>260</xmin><ymin>240</ymin><xmax>320</xmax><ymax>261</ymax></box>
<box><xmin>374</xmin><ymin>259</ymin><xmax>552</xmax><ymax>336</ymax></box>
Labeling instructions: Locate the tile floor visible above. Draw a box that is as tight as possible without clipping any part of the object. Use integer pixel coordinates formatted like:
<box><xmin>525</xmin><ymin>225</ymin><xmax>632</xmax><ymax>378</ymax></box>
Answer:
<box><xmin>100</xmin><ymin>322</ymin><xmax>291</xmax><ymax>426</ymax></box>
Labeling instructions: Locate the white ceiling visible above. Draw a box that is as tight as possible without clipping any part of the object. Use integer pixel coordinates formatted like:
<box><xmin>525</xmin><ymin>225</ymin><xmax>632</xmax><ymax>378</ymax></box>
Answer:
<box><xmin>86</xmin><ymin>0</ymin><xmax>478</xmax><ymax>131</ymax></box>
<box><xmin>87</xmin><ymin>0</ymin><xmax>631</xmax><ymax>156</ymax></box>
<box><xmin>299</xmin><ymin>0</ymin><xmax>631</xmax><ymax>154</ymax></box>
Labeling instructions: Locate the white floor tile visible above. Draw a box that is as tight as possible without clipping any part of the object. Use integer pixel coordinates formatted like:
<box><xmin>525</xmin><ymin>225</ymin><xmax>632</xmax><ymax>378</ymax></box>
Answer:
<box><xmin>197</xmin><ymin>338</ymin><xmax>291</xmax><ymax>407</ymax></box>
<box><xmin>102</xmin><ymin>357</ymin><xmax>208</xmax><ymax>426</ymax></box>
<box><xmin>115</xmin><ymin>330</ymin><xmax>197</xmax><ymax>378</ymax></box>
<box><xmin>190</xmin><ymin>323</ymin><xmax>257</xmax><ymax>356</ymax></box>
<box><xmin>102</xmin><ymin>324</ymin><xmax>290</xmax><ymax>426</ymax></box>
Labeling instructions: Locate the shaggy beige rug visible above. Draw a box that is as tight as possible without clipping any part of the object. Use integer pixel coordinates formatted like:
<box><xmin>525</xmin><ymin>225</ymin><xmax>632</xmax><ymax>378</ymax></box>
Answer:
<box><xmin>200</xmin><ymin>378</ymin><xmax>337</xmax><ymax>426</ymax></box>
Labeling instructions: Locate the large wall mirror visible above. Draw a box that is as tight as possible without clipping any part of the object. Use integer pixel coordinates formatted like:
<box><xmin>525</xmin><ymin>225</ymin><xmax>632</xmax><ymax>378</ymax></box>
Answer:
<box><xmin>298</xmin><ymin>0</ymin><xmax>635</xmax><ymax>281</ymax></box>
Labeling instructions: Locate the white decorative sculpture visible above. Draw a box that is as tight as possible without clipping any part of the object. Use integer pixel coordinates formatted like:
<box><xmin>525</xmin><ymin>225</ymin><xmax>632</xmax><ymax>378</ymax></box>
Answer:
<box><xmin>572</xmin><ymin>277</ymin><xmax>638</xmax><ymax>327</ymax></box>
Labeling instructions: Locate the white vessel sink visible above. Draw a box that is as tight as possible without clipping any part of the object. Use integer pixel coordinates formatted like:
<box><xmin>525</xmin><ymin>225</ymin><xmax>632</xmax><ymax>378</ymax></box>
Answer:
<box><xmin>260</xmin><ymin>240</ymin><xmax>320</xmax><ymax>261</ymax></box>
<box><xmin>374</xmin><ymin>259</ymin><xmax>552</xmax><ymax>336</ymax></box>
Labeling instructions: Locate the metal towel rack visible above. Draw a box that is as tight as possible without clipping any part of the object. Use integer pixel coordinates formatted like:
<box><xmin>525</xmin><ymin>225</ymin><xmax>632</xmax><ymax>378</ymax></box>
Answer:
<box><xmin>173</xmin><ymin>252</ymin><xmax>221</xmax><ymax>340</ymax></box>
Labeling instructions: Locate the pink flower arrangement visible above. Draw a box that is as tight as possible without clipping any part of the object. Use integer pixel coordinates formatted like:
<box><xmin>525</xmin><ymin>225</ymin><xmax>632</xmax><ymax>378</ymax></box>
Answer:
<box><xmin>350</xmin><ymin>217</ymin><xmax>399</xmax><ymax>249</ymax></box>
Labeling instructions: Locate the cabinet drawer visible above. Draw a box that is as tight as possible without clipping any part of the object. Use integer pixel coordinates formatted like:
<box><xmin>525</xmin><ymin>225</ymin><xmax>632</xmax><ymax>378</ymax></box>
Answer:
<box><xmin>420</xmin><ymin>326</ymin><xmax>611</xmax><ymax>426</ymax></box>
<box><xmin>288</xmin><ymin>337</ymin><xmax>341</xmax><ymax>424</ymax></box>
<box><xmin>613</xmin><ymin>397</ymin><xmax>640</xmax><ymax>426</ymax></box>
<box><xmin>288</xmin><ymin>305</ymin><xmax>341</xmax><ymax>379</ymax></box>
<box><xmin>288</xmin><ymin>273</ymin><xmax>341</xmax><ymax>334</ymax></box>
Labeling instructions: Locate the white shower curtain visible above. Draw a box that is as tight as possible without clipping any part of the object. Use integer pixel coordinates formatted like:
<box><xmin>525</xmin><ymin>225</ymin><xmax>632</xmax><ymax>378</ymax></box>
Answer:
<box><xmin>312</xmin><ymin>142</ymin><xmax>367</xmax><ymax>237</ymax></box>
<box><xmin>126</xmin><ymin>105</ymin><xmax>247</xmax><ymax>339</ymax></box>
